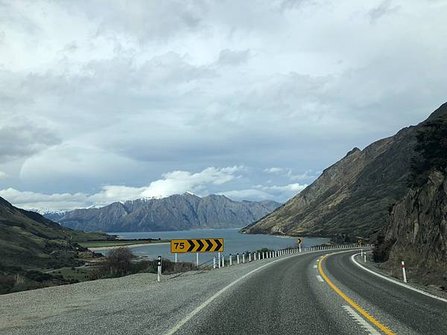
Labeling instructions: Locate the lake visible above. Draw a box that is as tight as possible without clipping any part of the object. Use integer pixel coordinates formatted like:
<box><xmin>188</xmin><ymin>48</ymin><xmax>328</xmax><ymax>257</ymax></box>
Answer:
<box><xmin>96</xmin><ymin>229</ymin><xmax>329</xmax><ymax>264</ymax></box>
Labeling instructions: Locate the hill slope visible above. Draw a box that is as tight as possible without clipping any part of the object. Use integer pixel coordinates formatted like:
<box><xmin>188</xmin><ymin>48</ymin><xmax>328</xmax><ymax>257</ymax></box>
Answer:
<box><xmin>46</xmin><ymin>194</ymin><xmax>281</xmax><ymax>232</ymax></box>
<box><xmin>0</xmin><ymin>196</ymin><xmax>109</xmax><ymax>270</ymax></box>
<box><xmin>243</xmin><ymin>103</ymin><xmax>447</xmax><ymax>240</ymax></box>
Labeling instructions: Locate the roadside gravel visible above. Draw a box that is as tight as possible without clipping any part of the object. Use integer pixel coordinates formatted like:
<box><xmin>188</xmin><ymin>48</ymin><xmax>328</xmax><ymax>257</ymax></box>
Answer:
<box><xmin>0</xmin><ymin>256</ymin><xmax>293</xmax><ymax>335</ymax></box>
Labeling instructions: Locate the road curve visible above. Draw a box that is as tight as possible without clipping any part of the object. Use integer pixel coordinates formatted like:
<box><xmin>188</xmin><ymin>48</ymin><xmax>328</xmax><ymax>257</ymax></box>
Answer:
<box><xmin>322</xmin><ymin>251</ymin><xmax>447</xmax><ymax>335</ymax></box>
<box><xmin>174</xmin><ymin>250</ymin><xmax>447</xmax><ymax>335</ymax></box>
<box><xmin>175</xmin><ymin>251</ymin><xmax>371</xmax><ymax>335</ymax></box>
<box><xmin>3</xmin><ymin>249</ymin><xmax>445</xmax><ymax>335</ymax></box>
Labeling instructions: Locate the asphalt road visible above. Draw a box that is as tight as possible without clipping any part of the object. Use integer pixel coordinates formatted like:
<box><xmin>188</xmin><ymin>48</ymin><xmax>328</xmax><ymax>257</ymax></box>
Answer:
<box><xmin>2</xmin><ymin>249</ymin><xmax>446</xmax><ymax>335</ymax></box>
<box><xmin>175</xmin><ymin>250</ymin><xmax>447</xmax><ymax>335</ymax></box>
<box><xmin>324</xmin><ymin>251</ymin><xmax>447</xmax><ymax>335</ymax></box>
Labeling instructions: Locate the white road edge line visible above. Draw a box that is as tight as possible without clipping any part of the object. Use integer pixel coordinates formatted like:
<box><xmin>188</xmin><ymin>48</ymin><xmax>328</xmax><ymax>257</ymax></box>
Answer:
<box><xmin>165</xmin><ymin>254</ymin><xmax>297</xmax><ymax>335</ymax></box>
<box><xmin>351</xmin><ymin>253</ymin><xmax>447</xmax><ymax>304</ymax></box>
<box><xmin>316</xmin><ymin>275</ymin><xmax>324</xmax><ymax>282</ymax></box>
<box><xmin>342</xmin><ymin>305</ymin><xmax>380</xmax><ymax>335</ymax></box>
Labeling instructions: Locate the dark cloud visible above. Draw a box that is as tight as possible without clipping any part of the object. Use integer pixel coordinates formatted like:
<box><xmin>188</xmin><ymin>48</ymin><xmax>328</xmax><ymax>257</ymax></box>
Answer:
<box><xmin>0</xmin><ymin>124</ymin><xmax>61</xmax><ymax>160</ymax></box>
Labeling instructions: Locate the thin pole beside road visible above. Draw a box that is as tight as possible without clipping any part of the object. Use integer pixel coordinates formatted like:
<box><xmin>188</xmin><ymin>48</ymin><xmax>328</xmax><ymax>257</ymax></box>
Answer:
<box><xmin>402</xmin><ymin>261</ymin><xmax>407</xmax><ymax>283</ymax></box>
<box><xmin>157</xmin><ymin>256</ymin><xmax>162</xmax><ymax>282</ymax></box>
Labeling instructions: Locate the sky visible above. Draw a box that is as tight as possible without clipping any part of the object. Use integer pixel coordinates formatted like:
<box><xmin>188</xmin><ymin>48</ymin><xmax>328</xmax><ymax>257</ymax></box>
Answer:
<box><xmin>0</xmin><ymin>0</ymin><xmax>446</xmax><ymax>211</ymax></box>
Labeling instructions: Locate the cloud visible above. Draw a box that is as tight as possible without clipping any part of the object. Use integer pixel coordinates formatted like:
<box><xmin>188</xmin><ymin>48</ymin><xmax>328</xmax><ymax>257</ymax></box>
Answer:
<box><xmin>0</xmin><ymin>166</ymin><xmax>244</xmax><ymax>210</ymax></box>
<box><xmin>221</xmin><ymin>182</ymin><xmax>307</xmax><ymax>202</ymax></box>
<box><xmin>264</xmin><ymin>167</ymin><xmax>285</xmax><ymax>174</ymax></box>
<box><xmin>0</xmin><ymin>123</ymin><xmax>61</xmax><ymax>160</ymax></box>
<box><xmin>264</xmin><ymin>167</ymin><xmax>317</xmax><ymax>181</ymax></box>
<box><xmin>217</xmin><ymin>49</ymin><xmax>250</xmax><ymax>66</ymax></box>
<box><xmin>368</xmin><ymin>0</ymin><xmax>400</xmax><ymax>23</ymax></box>
<box><xmin>1</xmin><ymin>0</ymin><xmax>446</xmax><ymax>208</ymax></box>
<box><xmin>0</xmin><ymin>171</ymin><xmax>7</xmax><ymax>179</ymax></box>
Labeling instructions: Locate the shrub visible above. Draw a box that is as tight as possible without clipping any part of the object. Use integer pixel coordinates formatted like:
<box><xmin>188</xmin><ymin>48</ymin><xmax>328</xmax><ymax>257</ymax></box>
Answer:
<box><xmin>105</xmin><ymin>247</ymin><xmax>135</xmax><ymax>276</ymax></box>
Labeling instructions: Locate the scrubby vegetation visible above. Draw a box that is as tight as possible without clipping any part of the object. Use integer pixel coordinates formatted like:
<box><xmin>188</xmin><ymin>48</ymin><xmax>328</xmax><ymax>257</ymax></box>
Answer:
<box><xmin>409</xmin><ymin>116</ymin><xmax>447</xmax><ymax>187</ymax></box>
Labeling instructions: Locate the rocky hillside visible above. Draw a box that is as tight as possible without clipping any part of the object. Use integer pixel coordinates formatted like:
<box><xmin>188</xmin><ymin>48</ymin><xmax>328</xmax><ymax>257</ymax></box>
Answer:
<box><xmin>46</xmin><ymin>193</ymin><xmax>280</xmax><ymax>232</ymax></box>
<box><xmin>243</xmin><ymin>103</ymin><xmax>447</xmax><ymax>240</ymax></box>
<box><xmin>374</xmin><ymin>108</ymin><xmax>447</xmax><ymax>288</ymax></box>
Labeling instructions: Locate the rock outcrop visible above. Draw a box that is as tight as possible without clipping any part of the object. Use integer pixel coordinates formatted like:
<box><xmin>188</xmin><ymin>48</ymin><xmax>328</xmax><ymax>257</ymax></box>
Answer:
<box><xmin>374</xmin><ymin>170</ymin><xmax>447</xmax><ymax>288</ymax></box>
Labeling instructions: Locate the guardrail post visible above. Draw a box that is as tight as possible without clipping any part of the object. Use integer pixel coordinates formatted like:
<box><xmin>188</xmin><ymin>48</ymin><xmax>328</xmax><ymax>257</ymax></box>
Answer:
<box><xmin>196</xmin><ymin>253</ymin><xmax>199</xmax><ymax>267</ymax></box>
<box><xmin>218</xmin><ymin>252</ymin><xmax>221</xmax><ymax>268</ymax></box>
<box><xmin>213</xmin><ymin>257</ymin><xmax>216</xmax><ymax>269</ymax></box>
<box><xmin>401</xmin><ymin>261</ymin><xmax>407</xmax><ymax>283</ymax></box>
<box><xmin>229</xmin><ymin>254</ymin><xmax>233</xmax><ymax>266</ymax></box>
<box><xmin>237</xmin><ymin>253</ymin><xmax>240</xmax><ymax>264</ymax></box>
<box><xmin>222</xmin><ymin>255</ymin><xmax>225</xmax><ymax>267</ymax></box>
<box><xmin>157</xmin><ymin>256</ymin><xmax>162</xmax><ymax>282</ymax></box>
<box><xmin>249</xmin><ymin>252</ymin><xmax>252</xmax><ymax>262</ymax></box>
<box><xmin>242</xmin><ymin>253</ymin><xmax>245</xmax><ymax>263</ymax></box>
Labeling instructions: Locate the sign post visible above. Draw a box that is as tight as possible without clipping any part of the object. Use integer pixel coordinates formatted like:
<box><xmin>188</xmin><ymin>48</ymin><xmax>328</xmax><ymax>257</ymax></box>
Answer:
<box><xmin>297</xmin><ymin>238</ymin><xmax>303</xmax><ymax>253</ymax></box>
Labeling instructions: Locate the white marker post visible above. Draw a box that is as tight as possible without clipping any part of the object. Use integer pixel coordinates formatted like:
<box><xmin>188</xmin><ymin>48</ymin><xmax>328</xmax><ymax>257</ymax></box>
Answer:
<box><xmin>242</xmin><ymin>253</ymin><xmax>245</xmax><ymax>263</ymax></box>
<box><xmin>196</xmin><ymin>253</ymin><xmax>199</xmax><ymax>268</ymax></box>
<box><xmin>222</xmin><ymin>255</ymin><xmax>225</xmax><ymax>267</ymax></box>
<box><xmin>218</xmin><ymin>252</ymin><xmax>221</xmax><ymax>269</ymax></box>
<box><xmin>401</xmin><ymin>261</ymin><xmax>407</xmax><ymax>283</ymax></box>
<box><xmin>174</xmin><ymin>253</ymin><xmax>178</xmax><ymax>263</ymax></box>
<box><xmin>157</xmin><ymin>256</ymin><xmax>162</xmax><ymax>282</ymax></box>
<box><xmin>213</xmin><ymin>257</ymin><xmax>216</xmax><ymax>269</ymax></box>
<box><xmin>229</xmin><ymin>254</ymin><xmax>233</xmax><ymax>266</ymax></box>
<box><xmin>299</xmin><ymin>244</ymin><xmax>302</xmax><ymax>253</ymax></box>
<box><xmin>249</xmin><ymin>253</ymin><xmax>252</xmax><ymax>262</ymax></box>
<box><xmin>363</xmin><ymin>253</ymin><xmax>367</xmax><ymax>263</ymax></box>
<box><xmin>237</xmin><ymin>253</ymin><xmax>240</xmax><ymax>264</ymax></box>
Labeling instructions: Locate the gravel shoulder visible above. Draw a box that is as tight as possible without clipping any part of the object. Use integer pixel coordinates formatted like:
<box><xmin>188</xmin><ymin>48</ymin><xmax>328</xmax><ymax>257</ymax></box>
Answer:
<box><xmin>0</xmin><ymin>254</ymin><xmax>299</xmax><ymax>335</ymax></box>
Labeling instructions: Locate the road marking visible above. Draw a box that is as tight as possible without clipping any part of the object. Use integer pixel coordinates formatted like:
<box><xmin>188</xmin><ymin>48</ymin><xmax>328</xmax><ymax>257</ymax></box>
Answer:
<box><xmin>165</xmin><ymin>254</ymin><xmax>297</xmax><ymax>335</ymax></box>
<box><xmin>313</xmin><ymin>264</ymin><xmax>317</xmax><ymax>269</ymax></box>
<box><xmin>351</xmin><ymin>253</ymin><xmax>447</xmax><ymax>304</ymax></box>
<box><xmin>316</xmin><ymin>275</ymin><xmax>324</xmax><ymax>282</ymax></box>
<box><xmin>318</xmin><ymin>254</ymin><xmax>396</xmax><ymax>335</ymax></box>
<box><xmin>342</xmin><ymin>305</ymin><xmax>380</xmax><ymax>335</ymax></box>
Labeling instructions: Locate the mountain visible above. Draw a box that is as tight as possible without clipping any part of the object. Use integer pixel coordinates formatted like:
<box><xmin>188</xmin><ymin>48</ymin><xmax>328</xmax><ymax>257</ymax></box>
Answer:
<box><xmin>373</xmin><ymin>107</ymin><xmax>447</xmax><ymax>287</ymax></box>
<box><xmin>45</xmin><ymin>194</ymin><xmax>281</xmax><ymax>232</ymax></box>
<box><xmin>0</xmin><ymin>196</ymin><xmax>111</xmax><ymax>293</ymax></box>
<box><xmin>242</xmin><ymin>103</ymin><xmax>447</xmax><ymax>241</ymax></box>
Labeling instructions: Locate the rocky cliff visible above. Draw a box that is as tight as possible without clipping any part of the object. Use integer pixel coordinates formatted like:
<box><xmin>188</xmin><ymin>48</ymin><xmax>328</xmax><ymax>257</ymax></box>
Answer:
<box><xmin>374</xmin><ymin>171</ymin><xmax>447</xmax><ymax>287</ymax></box>
<box><xmin>46</xmin><ymin>194</ymin><xmax>280</xmax><ymax>232</ymax></box>
<box><xmin>243</xmin><ymin>103</ymin><xmax>447</xmax><ymax>240</ymax></box>
<box><xmin>373</xmin><ymin>106</ymin><xmax>447</xmax><ymax>288</ymax></box>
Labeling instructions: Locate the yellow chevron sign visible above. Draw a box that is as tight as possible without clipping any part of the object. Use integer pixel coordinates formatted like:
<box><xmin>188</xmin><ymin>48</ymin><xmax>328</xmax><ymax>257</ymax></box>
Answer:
<box><xmin>170</xmin><ymin>238</ymin><xmax>224</xmax><ymax>253</ymax></box>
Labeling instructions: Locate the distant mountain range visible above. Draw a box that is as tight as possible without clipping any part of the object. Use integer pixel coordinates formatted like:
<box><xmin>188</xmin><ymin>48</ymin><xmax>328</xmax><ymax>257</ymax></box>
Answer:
<box><xmin>45</xmin><ymin>193</ymin><xmax>281</xmax><ymax>232</ymax></box>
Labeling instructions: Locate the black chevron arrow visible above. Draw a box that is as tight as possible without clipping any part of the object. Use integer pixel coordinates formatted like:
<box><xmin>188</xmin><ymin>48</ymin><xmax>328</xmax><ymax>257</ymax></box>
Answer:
<box><xmin>204</xmin><ymin>239</ymin><xmax>213</xmax><ymax>252</ymax></box>
<box><xmin>196</xmin><ymin>239</ymin><xmax>205</xmax><ymax>252</ymax></box>
<box><xmin>187</xmin><ymin>239</ymin><xmax>195</xmax><ymax>252</ymax></box>
<box><xmin>214</xmin><ymin>239</ymin><xmax>223</xmax><ymax>251</ymax></box>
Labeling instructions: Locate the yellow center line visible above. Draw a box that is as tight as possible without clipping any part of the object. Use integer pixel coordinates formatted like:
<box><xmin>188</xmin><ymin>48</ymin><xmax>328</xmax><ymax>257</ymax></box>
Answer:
<box><xmin>318</xmin><ymin>254</ymin><xmax>396</xmax><ymax>335</ymax></box>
